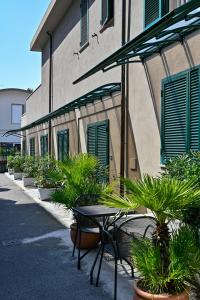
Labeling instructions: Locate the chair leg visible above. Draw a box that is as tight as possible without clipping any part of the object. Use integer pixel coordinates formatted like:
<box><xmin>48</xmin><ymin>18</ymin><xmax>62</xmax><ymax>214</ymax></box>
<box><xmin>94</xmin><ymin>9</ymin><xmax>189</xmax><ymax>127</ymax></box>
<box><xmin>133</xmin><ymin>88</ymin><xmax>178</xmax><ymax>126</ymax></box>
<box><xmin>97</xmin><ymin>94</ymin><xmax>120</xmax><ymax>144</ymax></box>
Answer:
<box><xmin>72</xmin><ymin>226</ymin><xmax>78</xmax><ymax>257</ymax></box>
<box><xmin>77</xmin><ymin>231</ymin><xmax>81</xmax><ymax>270</ymax></box>
<box><xmin>114</xmin><ymin>256</ymin><xmax>118</xmax><ymax>300</ymax></box>
<box><xmin>95</xmin><ymin>244</ymin><xmax>105</xmax><ymax>287</ymax></box>
<box><xmin>90</xmin><ymin>245</ymin><xmax>102</xmax><ymax>285</ymax></box>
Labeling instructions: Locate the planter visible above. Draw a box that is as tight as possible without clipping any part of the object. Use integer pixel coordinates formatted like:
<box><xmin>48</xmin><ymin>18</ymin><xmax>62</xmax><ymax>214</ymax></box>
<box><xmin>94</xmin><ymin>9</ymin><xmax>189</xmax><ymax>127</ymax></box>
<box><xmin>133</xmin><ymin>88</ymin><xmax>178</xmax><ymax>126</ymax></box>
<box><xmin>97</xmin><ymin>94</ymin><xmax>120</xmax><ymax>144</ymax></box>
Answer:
<box><xmin>134</xmin><ymin>281</ymin><xmax>189</xmax><ymax>300</ymax></box>
<box><xmin>23</xmin><ymin>177</ymin><xmax>35</xmax><ymax>187</ymax></box>
<box><xmin>14</xmin><ymin>172</ymin><xmax>22</xmax><ymax>180</ymax></box>
<box><xmin>38</xmin><ymin>187</ymin><xmax>56</xmax><ymax>201</ymax></box>
<box><xmin>70</xmin><ymin>223</ymin><xmax>100</xmax><ymax>250</ymax></box>
<box><xmin>8</xmin><ymin>168</ymin><xmax>14</xmax><ymax>175</ymax></box>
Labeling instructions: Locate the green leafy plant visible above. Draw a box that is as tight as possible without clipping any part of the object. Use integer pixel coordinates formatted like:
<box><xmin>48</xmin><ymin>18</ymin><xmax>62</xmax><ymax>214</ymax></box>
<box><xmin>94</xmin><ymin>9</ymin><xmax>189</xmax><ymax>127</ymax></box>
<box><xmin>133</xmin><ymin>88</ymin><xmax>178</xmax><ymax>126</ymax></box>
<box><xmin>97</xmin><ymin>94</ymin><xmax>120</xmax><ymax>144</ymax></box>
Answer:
<box><xmin>50</xmin><ymin>154</ymin><xmax>111</xmax><ymax>209</ymax></box>
<box><xmin>11</xmin><ymin>153</ymin><xmax>25</xmax><ymax>172</ymax></box>
<box><xmin>34</xmin><ymin>156</ymin><xmax>61</xmax><ymax>188</ymax></box>
<box><xmin>23</xmin><ymin>156</ymin><xmax>38</xmax><ymax>178</ymax></box>
<box><xmin>7</xmin><ymin>155</ymin><xmax>15</xmax><ymax>169</ymax></box>
<box><xmin>101</xmin><ymin>175</ymin><xmax>200</xmax><ymax>295</ymax></box>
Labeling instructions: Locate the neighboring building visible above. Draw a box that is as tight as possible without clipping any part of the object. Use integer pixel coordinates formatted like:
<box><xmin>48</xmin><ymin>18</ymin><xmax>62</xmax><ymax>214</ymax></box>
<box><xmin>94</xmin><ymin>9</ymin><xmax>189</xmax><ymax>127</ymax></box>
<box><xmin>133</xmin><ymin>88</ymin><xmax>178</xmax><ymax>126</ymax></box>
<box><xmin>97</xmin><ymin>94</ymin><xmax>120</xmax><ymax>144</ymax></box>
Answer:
<box><xmin>0</xmin><ymin>88</ymin><xmax>30</xmax><ymax>151</ymax></box>
<box><xmin>13</xmin><ymin>1</ymin><xmax>200</xmax><ymax>182</ymax></box>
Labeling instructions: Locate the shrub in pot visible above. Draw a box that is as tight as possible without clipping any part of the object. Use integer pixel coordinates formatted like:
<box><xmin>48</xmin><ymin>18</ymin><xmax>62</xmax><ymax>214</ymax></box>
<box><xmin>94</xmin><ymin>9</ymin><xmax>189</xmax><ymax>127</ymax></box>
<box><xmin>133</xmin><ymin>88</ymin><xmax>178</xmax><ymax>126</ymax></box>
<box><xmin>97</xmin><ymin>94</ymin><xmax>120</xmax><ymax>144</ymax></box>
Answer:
<box><xmin>101</xmin><ymin>175</ymin><xmax>200</xmax><ymax>300</ymax></box>
<box><xmin>7</xmin><ymin>155</ymin><xmax>14</xmax><ymax>174</ymax></box>
<box><xmin>12</xmin><ymin>153</ymin><xmax>25</xmax><ymax>180</ymax></box>
<box><xmin>22</xmin><ymin>156</ymin><xmax>38</xmax><ymax>187</ymax></box>
<box><xmin>35</xmin><ymin>156</ymin><xmax>61</xmax><ymax>201</ymax></box>
<box><xmin>50</xmin><ymin>153</ymin><xmax>111</xmax><ymax>249</ymax></box>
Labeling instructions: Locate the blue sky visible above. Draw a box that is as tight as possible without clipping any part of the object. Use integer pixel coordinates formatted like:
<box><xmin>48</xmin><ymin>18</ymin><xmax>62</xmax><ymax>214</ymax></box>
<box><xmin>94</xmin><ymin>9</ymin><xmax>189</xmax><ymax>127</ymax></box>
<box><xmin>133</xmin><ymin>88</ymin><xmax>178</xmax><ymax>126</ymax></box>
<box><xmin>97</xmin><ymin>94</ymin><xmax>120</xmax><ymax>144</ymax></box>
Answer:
<box><xmin>0</xmin><ymin>0</ymin><xmax>50</xmax><ymax>90</ymax></box>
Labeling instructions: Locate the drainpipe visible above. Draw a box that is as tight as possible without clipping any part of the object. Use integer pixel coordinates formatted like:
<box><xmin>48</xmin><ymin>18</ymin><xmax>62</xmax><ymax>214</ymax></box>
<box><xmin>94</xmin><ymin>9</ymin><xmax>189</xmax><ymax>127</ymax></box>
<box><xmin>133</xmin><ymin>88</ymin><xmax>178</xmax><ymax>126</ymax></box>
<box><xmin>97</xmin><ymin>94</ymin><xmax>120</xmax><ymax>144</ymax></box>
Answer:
<box><xmin>47</xmin><ymin>31</ymin><xmax>53</xmax><ymax>155</ymax></box>
<box><xmin>120</xmin><ymin>0</ymin><xmax>126</xmax><ymax>194</ymax></box>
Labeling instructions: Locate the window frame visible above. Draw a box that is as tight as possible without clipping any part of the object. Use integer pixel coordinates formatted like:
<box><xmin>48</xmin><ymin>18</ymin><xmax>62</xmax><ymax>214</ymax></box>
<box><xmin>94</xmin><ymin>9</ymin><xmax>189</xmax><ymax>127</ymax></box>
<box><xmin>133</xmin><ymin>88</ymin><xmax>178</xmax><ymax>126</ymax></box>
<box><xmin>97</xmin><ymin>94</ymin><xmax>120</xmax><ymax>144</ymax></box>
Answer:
<box><xmin>29</xmin><ymin>137</ymin><xmax>35</xmax><ymax>157</ymax></box>
<box><xmin>100</xmin><ymin>0</ymin><xmax>114</xmax><ymax>27</ymax></box>
<box><xmin>80</xmin><ymin>0</ymin><xmax>89</xmax><ymax>48</ymax></box>
<box><xmin>161</xmin><ymin>65</ymin><xmax>200</xmax><ymax>162</ymax></box>
<box><xmin>144</xmin><ymin>0</ymin><xmax>169</xmax><ymax>29</ymax></box>
<box><xmin>11</xmin><ymin>104</ymin><xmax>23</xmax><ymax>125</ymax></box>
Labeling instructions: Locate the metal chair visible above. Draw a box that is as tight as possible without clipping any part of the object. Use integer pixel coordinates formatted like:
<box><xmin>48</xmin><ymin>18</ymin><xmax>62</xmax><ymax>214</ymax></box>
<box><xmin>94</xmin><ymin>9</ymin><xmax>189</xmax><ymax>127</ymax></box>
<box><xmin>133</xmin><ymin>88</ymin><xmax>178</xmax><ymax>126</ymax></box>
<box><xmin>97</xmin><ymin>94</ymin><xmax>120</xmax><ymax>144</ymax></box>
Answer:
<box><xmin>72</xmin><ymin>194</ymin><xmax>100</xmax><ymax>269</ymax></box>
<box><xmin>90</xmin><ymin>215</ymin><xmax>157</xmax><ymax>300</ymax></box>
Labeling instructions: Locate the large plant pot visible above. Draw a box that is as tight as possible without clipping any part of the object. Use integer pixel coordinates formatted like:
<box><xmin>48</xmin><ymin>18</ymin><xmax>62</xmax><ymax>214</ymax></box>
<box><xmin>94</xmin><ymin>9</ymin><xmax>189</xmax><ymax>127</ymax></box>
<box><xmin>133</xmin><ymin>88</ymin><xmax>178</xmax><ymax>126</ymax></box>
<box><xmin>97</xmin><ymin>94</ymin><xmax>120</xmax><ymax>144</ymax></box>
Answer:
<box><xmin>8</xmin><ymin>168</ymin><xmax>14</xmax><ymax>175</ymax></box>
<box><xmin>23</xmin><ymin>177</ymin><xmax>35</xmax><ymax>187</ymax></box>
<box><xmin>70</xmin><ymin>223</ymin><xmax>100</xmax><ymax>250</ymax></box>
<box><xmin>38</xmin><ymin>187</ymin><xmax>56</xmax><ymax>201</ymax></box>
<box><xmin>134</xmin><ymin>281</ymin><xmax>189</xmax><ymax>300</ymax></box>
<box><xmin>14</xmin><ymin>172</ymin><xmax>22</xmax><ymax>180</ymax></box>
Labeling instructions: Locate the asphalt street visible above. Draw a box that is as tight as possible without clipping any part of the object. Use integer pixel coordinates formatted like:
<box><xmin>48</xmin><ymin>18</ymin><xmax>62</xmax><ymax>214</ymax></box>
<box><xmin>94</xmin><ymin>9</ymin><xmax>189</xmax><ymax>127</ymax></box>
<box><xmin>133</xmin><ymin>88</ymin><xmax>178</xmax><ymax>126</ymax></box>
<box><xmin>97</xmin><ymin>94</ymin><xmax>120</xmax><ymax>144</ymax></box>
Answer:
<box><xmin>0</xmin><ymin>174</ymin><xmax>111</xmax><ymax>300</ymax></box>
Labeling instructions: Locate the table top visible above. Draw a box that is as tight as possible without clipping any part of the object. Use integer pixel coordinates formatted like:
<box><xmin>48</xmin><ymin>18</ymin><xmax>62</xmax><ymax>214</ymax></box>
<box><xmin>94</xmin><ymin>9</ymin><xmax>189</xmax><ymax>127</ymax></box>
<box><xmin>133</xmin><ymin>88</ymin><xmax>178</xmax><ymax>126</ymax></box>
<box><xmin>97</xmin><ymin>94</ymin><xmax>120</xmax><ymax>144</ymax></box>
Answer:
<box><xmin>72</xmin><ymin>205</ymin><xmax>120</xmax><ymax>218</ymax></box>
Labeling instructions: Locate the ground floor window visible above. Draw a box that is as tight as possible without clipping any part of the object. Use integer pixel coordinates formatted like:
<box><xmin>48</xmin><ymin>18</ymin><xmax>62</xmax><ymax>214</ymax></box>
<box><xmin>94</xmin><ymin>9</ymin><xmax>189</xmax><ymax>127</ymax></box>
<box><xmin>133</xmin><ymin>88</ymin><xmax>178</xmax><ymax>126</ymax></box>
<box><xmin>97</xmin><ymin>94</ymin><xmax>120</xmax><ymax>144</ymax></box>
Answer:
<box><xmin>29</xmin><ymin>138</ymin><xmax>35</xmax><ymax>157</ymax></box>
<box><xmin>57</xmin><ymin>129</ymin><xmax>69</xmax><ymax>161</ymax></box>
<box><xmin>40</xmin><ymin>135</ymin><xmax>48</xmax><ymax>157</ymax></box>
<box><xmin>161</xmin><ymin>66</ymin><xmax>200</xmax><ymax>161</ymax></box>
<box><xmin>87</xmin><ymin>120</ymin><xmax>109</xmax><ymax>179</ymax></box>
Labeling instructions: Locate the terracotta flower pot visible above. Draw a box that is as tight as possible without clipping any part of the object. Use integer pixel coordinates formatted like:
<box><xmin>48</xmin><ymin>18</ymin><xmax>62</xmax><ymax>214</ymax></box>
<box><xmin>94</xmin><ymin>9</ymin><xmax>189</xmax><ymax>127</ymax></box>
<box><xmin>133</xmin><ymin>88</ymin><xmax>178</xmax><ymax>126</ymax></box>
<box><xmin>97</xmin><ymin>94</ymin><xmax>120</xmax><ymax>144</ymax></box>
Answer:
<box><xmin>70</xmin><ymin>223</ymin><xmax>100</xmax><ymax>250</ymax></box>
<box><xmin>134</xmin><ymin>281</ymin><xmax>189</xmax><ymax>300</ymax></box>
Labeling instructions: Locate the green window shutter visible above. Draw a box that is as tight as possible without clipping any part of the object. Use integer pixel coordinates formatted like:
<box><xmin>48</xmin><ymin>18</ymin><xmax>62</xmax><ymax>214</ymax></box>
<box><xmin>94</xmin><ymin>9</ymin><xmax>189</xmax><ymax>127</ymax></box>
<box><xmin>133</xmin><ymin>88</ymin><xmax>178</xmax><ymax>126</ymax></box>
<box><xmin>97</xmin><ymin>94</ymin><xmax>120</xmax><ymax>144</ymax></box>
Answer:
<box><xmin>145</xmin><ymin>0</ymin><xmax>169</xmax><ymax>28</ymax></box>
<box><xmin>57</xmin><ymin>130</ymin><xmax>69</xmax><ymax>161</ymax></box>
<box><xmin>80</xmin><ymin>0</ymin><xmax>89</xmax><ymax>47</ymax></box>
<box><xmin>87</xmin><ymin>125</ymin><xmax>96</xmax><ymax>157</ymax></box>
<box><xmin>101</xmin><ymin>0</ymin><xmax>114</xmax><ymax>25</ymax></box>
<box><xmin>40</xmin><ymin>135</ymin><xmax>48</xmax><ymax>157</ymax></box>
<box><xmin>189</xmin><ymin>68</ymin><xmax>200</xmax><ymax>151</ymax></box>
<box><xmin>97</xmin><ymin>121</ymin><xmax>109</xmax><ymax>168</ymax></box>
<box><xmin>29</xmin><ymin>138</ymin><xmax>35</xmax><ymax>157</ymax></box>
<box><xmin>161</xmin><ymin>74</ymin><xmax>187</xmax><ymax>160</ymax></box>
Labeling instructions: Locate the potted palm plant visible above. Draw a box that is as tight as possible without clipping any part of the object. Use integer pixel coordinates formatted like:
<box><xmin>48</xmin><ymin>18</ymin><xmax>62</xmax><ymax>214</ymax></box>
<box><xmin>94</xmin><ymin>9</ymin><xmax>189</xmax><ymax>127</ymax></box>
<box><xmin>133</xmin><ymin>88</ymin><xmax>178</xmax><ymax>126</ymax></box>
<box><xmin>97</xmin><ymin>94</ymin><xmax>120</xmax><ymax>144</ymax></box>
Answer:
<box><xmin>22</xmin><ymin>156</ymin><xmax>37</xmax><ymax>187</ymax></box>
<box><xmin>101</xmin><ymin>175</ymin><xmax>200</xmax><ymax>300</ymax></box>
<box><xmin>50</xmin><ymin>153</ymin><xmax>111</xmax><ymax>249</ymax></box>
<box><xmin>35</xmin><ymin>156</ymin><xmax>61</xmax><ymax>201</ymax></box>
<box><xmin>12</xmin><ymin>153</ymin><xmax>25</xmax><ymax>180</ymax></box>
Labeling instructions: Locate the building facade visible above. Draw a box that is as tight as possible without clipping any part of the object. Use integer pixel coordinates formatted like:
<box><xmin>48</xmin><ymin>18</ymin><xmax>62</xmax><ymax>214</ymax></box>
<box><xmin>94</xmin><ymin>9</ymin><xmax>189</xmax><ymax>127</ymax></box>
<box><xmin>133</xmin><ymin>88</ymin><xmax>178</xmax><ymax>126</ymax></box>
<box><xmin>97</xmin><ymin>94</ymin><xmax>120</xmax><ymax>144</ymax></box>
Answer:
<box><xmin>19</xmin><ymin>0</ymin><xmax>199</xmax><ymax>182</ymax></box>
<box><xmin>0</xmin><ymin>88</ymin><xmax>30</xmax><ymax>149</ymax></box>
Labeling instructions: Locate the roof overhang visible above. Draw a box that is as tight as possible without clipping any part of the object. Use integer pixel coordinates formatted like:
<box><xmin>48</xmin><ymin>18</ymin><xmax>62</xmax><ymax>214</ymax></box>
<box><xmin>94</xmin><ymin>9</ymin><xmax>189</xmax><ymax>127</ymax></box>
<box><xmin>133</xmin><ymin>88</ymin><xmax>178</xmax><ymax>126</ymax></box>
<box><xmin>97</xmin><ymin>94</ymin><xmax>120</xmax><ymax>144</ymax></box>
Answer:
<box><xmin>73</xmin><ymin>0</ymin><xmax>200</xmax><ymax>84</ymax></box>
<box><xmin>30</xmin><ymin>0</ymin><xmax>72</xmax><ymax>52</ymax></box>
<box><xmin>4</xmin><ymin>83</ymin><xmax>121</xmax><ymax>135</ymax></box>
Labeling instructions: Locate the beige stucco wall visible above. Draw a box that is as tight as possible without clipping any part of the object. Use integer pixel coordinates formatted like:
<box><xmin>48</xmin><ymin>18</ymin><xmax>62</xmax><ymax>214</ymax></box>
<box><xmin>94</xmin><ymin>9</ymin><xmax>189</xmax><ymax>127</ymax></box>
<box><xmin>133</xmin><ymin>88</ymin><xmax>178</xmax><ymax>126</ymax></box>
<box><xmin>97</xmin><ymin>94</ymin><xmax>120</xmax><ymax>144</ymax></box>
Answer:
<box><xmin>26</xmin><ymin>0</ymin><xmax>122</xmax><ymax>125</ymax></box>
<box><xmin>0</xmin><ymin>89</ymin><xmax>30</xmax><ymax>144</ymax></box>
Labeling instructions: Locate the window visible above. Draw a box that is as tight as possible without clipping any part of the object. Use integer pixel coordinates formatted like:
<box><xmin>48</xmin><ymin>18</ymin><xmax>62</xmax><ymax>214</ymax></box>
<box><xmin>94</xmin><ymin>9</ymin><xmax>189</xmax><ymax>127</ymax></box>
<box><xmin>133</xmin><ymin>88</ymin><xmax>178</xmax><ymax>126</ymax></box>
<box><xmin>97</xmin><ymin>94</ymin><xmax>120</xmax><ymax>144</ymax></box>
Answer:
<box><xmin>87</xmin><ymin>120</ymin><xmax>109</xmax><ymax>180</ymax></box>
<box><xmin>101</xmin><ymin>0</ymin><xmax>114</xmax><ymax>26</ymax></box>
<box><xmin>30</xmin><ymin>138</ymin><xmax>35</xmax><ymax>157</ymax></box>
<box><xmin>22</xmin><ymin>140</ymin><xmax>26</xmax><ymax>155</ymax></box>
<box><xmin>11</xmin><ymin>104</ymin><xmax>23</xmax><ymax>124</ymax></box>
<box><xmin>161</xmin><ymin>67</ymin><xmax>200</xmax><ymax>162</ymax></box>
<box><xmin>57</xmin><ymin>130</ymin><xmax>69</xmax><ymax>161</ymax></box>
<box><xmin>40</xmin><ymin>135</ymin><xmax>48</xmax><ymax>157</ymax></box>
<box><xmin>80</xmin><ymin>0</ymin><xmax>89</xmax><ymax>47</ymax></box>
<box><xmin>144</xmin><ymin>0</ymin><xmax>169</xmax><ymax>28</ymax></box>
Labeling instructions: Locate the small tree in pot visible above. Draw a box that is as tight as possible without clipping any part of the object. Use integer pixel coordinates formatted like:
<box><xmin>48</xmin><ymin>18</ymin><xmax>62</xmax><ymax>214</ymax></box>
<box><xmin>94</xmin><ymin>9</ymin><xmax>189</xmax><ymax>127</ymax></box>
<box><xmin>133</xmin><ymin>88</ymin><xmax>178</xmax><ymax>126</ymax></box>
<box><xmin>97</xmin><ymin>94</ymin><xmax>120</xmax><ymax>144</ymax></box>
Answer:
<box><xmin>22</xmin><ymin>156</ymin><xmax>38</xmax><ymax>187</ymax></box>
<box><xmin>101</xmin><ymin>175</ymin><xmax>200</xmax><ymax>300</ymax></box>
<box><xmin>35</xmin><ymin>156</ymin><xmax>61</xmax><ymax>201</ymax></box>
<box><xmin>12</xmin><ymin>153</ymin><xmax>25</xmax><ymax>180</ymax></box>
<box><xmin>7</xmin><ymin>155</ymin><xmax>14</xmax><ymax>174</ymax></box>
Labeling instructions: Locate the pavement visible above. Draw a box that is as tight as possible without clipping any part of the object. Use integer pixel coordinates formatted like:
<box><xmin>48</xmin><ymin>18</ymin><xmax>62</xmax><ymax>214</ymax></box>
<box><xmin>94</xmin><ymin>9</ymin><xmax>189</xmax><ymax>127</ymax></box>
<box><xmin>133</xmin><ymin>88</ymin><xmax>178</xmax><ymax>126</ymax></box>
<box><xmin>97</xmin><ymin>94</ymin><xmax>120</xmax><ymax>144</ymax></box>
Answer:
<box><xmin>0</xmin><ymin>174</ymin><xmax>134</xmax><ymax>300</ymax></box>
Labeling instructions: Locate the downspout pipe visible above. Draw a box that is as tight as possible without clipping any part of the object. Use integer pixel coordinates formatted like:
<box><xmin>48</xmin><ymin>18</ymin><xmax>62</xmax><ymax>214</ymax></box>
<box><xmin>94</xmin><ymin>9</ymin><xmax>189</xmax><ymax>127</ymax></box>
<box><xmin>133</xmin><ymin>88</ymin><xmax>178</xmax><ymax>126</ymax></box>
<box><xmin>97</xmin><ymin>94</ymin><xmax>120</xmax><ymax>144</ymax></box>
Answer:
<box><xmin>120</xmin><ymin>0</ymin><xmax>127</xmax><ymax>194</ymax></box>
<box><xmin>47</xmin><ymin>31</ymin><xmax>53</xmax><ymax>155</ymax></box>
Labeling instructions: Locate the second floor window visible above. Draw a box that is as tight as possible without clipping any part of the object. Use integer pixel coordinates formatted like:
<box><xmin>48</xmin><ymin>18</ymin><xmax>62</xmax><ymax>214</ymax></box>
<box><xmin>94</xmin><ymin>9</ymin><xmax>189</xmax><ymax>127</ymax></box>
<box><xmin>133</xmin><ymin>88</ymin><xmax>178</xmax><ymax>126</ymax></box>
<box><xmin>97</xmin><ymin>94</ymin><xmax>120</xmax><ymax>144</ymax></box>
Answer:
<box><xmin>11</xmin><ymin>104</ymin><xmax>23</xmax><ymax>124</ymax></box>
<box><xmin>144</xmin><ymin>0</ymin><xmax>169</xmax><ymax>28</ymax></box>
<box><xmin>101</xmin><ymin>0</ymin><xmax>114</xmax><ymax>26</ymax></box>
<box><xmin>80</xmin><ymin>0</ymin><xmax>89</xmax><ymax>47</ymax></box>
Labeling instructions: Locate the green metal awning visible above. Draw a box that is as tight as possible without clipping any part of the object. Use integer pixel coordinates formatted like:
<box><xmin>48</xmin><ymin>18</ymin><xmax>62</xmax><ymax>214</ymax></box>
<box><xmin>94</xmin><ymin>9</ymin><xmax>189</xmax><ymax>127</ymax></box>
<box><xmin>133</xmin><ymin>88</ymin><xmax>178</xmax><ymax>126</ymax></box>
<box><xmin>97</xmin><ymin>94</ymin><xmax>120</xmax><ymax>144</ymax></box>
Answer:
<box><xmin>73</xmin><ymin>0</ymin><xmax>200</xmax><ymax>84</ymax></box>
<box><xmin>4</xmin><ymin>83</ymin><xmax>121</xmax><ymax>135</ymax></box>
